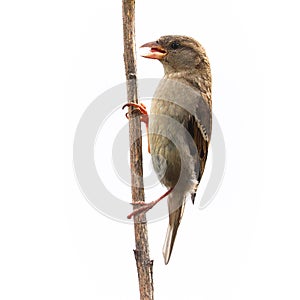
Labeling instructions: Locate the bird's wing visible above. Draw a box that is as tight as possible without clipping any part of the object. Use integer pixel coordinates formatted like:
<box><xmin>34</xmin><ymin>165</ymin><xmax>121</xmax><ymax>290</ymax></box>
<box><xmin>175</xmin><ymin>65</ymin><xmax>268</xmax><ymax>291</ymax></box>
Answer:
<box><xmin>184</xmin><ymin>77</ymin><xmax>212</xmax><ymax>203</ymax></box>
<box><xmin>187</xmin><ymin>114</ymin><xmax>209</xmax><ymax>203</ymax></box>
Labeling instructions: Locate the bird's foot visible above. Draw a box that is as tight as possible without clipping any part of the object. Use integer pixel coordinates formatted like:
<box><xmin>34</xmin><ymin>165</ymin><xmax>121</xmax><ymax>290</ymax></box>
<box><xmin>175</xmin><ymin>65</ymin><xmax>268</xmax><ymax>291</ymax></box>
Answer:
<box><xmin>122</xmin><ymin>102</ymin><xmax>150</xmax><ymax>153</ymax></box>
<box><xmin>122</xmin><ymin>102</ymin><xmax>148</xmax><ymax>124</ymax></box>
<box><xmin>127</xmin><ymin>187</ymin><xmax>174</xmax><ymax>219</ymax></box>
<box><xmin>127</xmin><ymin>201</ymin><xmax>157</xmax><ymax>219</ymax></box>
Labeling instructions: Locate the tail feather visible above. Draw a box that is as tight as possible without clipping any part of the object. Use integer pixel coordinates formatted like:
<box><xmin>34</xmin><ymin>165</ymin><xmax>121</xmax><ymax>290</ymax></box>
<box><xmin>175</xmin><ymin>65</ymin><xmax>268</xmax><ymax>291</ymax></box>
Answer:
<box><xmin>163</xmin><ymin>194</ymin><xmax>186</xmax><ymax>264</ymax></box>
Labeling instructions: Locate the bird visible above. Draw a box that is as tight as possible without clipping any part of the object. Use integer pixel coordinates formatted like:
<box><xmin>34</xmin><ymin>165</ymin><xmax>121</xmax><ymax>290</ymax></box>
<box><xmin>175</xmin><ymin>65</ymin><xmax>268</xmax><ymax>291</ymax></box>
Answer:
<box><xmin>124</xmin><ymin>35</ymin><xmax>212</xmax><ymax>264</ymax></box>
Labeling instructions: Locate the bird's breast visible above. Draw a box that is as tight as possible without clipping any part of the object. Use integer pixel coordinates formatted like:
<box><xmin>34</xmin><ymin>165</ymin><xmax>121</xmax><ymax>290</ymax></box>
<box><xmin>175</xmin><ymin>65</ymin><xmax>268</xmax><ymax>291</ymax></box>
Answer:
<box><xmin>149</xmin><ymin>98</ymin><xmax>196</xmax><ymax>190</ymax></box>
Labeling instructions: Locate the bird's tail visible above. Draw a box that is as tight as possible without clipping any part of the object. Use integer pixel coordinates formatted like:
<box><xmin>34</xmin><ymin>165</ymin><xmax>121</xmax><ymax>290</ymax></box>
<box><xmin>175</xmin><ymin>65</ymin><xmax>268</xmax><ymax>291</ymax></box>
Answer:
<box><xmin>163</xmin><ymin>192</ymin><xmax>186</xmax><ymax>264</ymax></box>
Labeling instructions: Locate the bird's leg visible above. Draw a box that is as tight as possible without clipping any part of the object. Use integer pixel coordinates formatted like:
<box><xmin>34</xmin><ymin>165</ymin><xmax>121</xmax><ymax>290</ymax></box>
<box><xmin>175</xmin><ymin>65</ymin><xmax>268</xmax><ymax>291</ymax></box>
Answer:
<box><xmin>127</xmin><ymin>187</ymin><xmax>174</xmax><ymax>219</ymax></box>
<box><xmin>122</xmin><ymin>102</ymin><xmax>150</xmax><ymax>153</ymax></box>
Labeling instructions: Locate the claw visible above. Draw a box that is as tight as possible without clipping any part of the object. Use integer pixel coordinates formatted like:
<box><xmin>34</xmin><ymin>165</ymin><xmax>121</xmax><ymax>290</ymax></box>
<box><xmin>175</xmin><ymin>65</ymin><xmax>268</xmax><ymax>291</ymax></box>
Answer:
<box><xmin>122</xmin><ymin>102</ymin><xmax>148</xmax><ymax>115</ymax></box>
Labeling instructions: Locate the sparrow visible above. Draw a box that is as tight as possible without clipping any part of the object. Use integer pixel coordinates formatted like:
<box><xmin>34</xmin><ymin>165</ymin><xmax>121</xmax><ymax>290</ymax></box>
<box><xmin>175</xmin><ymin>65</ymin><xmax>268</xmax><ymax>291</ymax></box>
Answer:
<box><xmin>124</xmin><ymin>35</ymin><xmax>212</xmax><ymax>264</ymax></box>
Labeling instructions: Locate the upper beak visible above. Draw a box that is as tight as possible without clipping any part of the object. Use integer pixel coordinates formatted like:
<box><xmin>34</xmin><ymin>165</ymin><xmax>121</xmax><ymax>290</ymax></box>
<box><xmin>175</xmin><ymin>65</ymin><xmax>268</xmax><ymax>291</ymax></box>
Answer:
<box><xmin>140</xmin><ymin>41</ymin><xmax>167</xmax><ymax>60</ymax></box>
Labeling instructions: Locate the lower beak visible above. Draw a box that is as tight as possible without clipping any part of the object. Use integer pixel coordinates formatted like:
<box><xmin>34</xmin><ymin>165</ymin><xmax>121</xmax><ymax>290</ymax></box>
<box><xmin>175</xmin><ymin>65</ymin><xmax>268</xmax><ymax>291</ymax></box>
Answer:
<box><xmin>140</xmin><ymin>41</ymin><xmax>167</xmax><ymax>60</ymax></box>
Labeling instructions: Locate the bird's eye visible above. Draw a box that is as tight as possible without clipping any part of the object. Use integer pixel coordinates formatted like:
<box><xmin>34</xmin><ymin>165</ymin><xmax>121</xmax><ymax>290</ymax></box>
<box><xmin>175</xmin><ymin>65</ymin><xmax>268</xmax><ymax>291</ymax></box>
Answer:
<box><xmin>170</xmin><ymin>41</ymin><xmax>180</xmax><ymax>50</ymax></box>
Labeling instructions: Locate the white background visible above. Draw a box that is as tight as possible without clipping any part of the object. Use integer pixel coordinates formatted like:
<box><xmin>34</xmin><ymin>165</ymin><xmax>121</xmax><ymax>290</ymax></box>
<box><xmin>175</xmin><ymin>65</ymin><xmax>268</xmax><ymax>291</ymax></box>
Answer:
<box><xmin>1</xmin><ymin>0</ymin><xmax>299</xmax><ymax>299</ymax></box>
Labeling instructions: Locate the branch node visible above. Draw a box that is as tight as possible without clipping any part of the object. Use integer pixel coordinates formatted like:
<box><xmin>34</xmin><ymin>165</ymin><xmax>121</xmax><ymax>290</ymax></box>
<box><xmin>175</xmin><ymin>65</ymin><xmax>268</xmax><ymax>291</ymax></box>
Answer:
<box><xmin>128</xmin><ymin>72</ymin><xmax>137</xmax><ymax>80</ymax></box>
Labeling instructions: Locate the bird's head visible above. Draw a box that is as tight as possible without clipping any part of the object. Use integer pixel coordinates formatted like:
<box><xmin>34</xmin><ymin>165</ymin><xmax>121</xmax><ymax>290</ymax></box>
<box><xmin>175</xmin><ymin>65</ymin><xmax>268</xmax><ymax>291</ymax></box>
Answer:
<box><xmin>140</xmin><ymin>35</ymin><xmax>210</xmax><ymax>75</ymax></box>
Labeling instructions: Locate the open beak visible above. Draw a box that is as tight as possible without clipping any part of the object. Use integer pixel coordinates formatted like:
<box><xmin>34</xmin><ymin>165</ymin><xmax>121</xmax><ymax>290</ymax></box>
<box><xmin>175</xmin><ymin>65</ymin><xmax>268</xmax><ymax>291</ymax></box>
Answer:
<box><xmin>140</xmin><ymin>41</ymin><xmax>167</xmax><ymax>60</ymax></box>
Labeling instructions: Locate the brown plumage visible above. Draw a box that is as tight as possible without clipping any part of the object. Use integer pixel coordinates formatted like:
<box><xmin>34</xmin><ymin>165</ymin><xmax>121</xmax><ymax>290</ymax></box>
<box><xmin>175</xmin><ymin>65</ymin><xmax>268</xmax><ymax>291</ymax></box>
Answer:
<box><xmin>141</xmin><ymin>35</ymin><xmax>212</xmax><ymax>264</ymax></box>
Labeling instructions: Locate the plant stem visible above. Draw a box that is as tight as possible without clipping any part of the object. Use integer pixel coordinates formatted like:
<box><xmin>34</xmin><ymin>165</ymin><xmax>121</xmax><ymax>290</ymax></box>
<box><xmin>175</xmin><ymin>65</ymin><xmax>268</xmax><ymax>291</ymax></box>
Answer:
<box><xmin>122</xmin><ymin>1</ymin><xmax>154</xmax><ymax>299</ymax></box>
